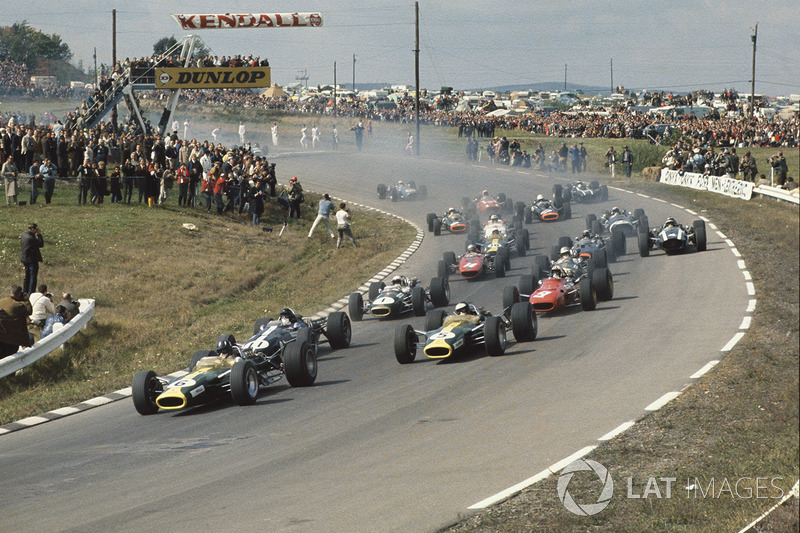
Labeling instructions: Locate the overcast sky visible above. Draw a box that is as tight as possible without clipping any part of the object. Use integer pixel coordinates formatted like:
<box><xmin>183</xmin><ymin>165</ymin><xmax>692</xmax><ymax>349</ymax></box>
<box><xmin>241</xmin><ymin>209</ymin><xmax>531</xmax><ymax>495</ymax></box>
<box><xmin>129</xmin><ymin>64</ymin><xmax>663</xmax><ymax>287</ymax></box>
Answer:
<box><xmin>4</xmin><ymin>0</ymin><xmax>799</xmax><ymax>95</ymax></box>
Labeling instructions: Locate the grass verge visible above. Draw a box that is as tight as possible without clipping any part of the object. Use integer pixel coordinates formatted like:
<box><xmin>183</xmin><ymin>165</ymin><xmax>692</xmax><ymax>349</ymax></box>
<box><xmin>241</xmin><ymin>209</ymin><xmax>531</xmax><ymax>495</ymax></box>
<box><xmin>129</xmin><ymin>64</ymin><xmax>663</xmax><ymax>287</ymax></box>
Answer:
<box><xmin>446</xmin><ymin>179</ymin><xmax>799</xmax><ymax>532</ymax></box>
<box><xmin>0</xmin><ymin>189</ymin><xmax>415</xmax><ymax>425</ymax></box>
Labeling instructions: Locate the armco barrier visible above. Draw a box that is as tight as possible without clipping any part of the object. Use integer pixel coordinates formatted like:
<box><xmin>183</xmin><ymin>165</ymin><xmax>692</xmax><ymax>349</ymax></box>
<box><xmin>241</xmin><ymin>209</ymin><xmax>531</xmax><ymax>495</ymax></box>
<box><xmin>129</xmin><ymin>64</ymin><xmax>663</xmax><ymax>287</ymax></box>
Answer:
<box><xmin>660</xmin><ymin>168</ymin><xmax>799</xmax><ymax>206</ymax></box>
<box><xmin>753</xmin><ymin>184</ymin><xmax>800</xmax><ymax>205</ymax></box>
<box><xmin>0</xmin><ymin>299</ymin><xmax>95</xmax><ymax>379</ymax></box>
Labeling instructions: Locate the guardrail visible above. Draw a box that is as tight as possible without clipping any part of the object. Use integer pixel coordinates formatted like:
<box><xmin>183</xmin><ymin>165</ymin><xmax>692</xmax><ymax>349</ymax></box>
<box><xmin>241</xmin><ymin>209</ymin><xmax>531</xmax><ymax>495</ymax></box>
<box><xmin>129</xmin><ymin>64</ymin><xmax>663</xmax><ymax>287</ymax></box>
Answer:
<box><xmin>660</xmin><ymin>168</ymin><xmax>799</xmax><ymax>205</ymax></box>
<box><xmin>0</xmin><ymin>299</ymin><xmax>95</xmax><ymax>379</ymax></box>
<box><xmin>753</xmin><ymin>184</ymin><xmax>800</xmax><ymax>204</ymax></box>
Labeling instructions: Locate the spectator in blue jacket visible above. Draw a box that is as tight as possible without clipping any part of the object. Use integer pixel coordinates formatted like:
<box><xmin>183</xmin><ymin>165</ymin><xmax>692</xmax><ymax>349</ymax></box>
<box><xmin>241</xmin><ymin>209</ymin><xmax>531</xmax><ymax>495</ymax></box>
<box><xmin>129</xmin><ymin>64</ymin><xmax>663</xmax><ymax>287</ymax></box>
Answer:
<box><xmin>308</xmin><ymin>193</ymin><xmax>336</xmax><ymax>239</ymax></box>
<box><xmin>40</xmin><ymin>304</ymin><xmax>70</xmax><ymax>339</ymax></box>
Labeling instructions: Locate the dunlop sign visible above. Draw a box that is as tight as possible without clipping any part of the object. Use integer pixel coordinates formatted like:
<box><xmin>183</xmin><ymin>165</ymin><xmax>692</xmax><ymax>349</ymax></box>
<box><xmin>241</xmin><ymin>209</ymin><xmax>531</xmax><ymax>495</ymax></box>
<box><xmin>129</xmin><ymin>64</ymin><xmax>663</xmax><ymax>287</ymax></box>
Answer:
<box><xmin>155</xmin><ymin>67</ymin><xmax>270</xmax><ymax>89</ymax></box>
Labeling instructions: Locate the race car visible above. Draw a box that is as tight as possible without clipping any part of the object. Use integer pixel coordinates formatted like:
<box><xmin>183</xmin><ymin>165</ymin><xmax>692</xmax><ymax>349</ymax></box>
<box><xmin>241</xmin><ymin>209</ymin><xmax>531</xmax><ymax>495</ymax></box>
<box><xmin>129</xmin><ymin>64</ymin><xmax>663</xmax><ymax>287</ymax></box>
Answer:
<box><xmin>585</xmin><ymin>207</ymin><xmax>647</xmax><ymax>256</ymax></box>
<box><xmin>377</xmin><ymin>180</ymin><xmax>427</xmax><ymax>201</ymax></box>
<box><xmin>502</xmin><ymin>254</ymin><xmax>614</xmax><ymax>313</ymax></box>
<box><xmin>562</xmin><ymin>180</ymin><xmax>609</xmax><ymax>203</ymax></box>
<box><xmin>427</xmin><ymin>208</ymin><xmax>473</xmax><ymax>235</ymax></box>
<box><xmin>638</xmin><ymin>217</ymin><xmax>707</xmax><ymax>257</ymax></box>
<box><xmin>523</xmin><ymin>190</ymin><xmax>571</xmax><ymax>223</ymax></box>
<box><xmin>393</xmin><ymin>301</ymin><xmax>537</xmax><ymax>363</ymax></box>
<box><xmin>348</xmin><ymin>275</ymin><xmax>450</xmax><ymax>321</ymax></box>
<box><xmin>131</xmin><ymin>309</ymin><xmax>351</xmax><ymax>414</ymax></box>
<box><xmin>462</xmin><ymin>190</ymin><xmax>513</xmax><ymax>220</ymax></box>
<box><xmin>438</xmin><ymin>240</ymin><xmax>512</xmax><ymax>280</ymax></box>
<box><xmin>550</xmin><ymin>232</ymin><xmax>614</xmax><ymax>270</ymax></box>
<box><xmin>468</xmin><ymin>214</ymin><xmax>530</xmax><ymax>258</ymax></box>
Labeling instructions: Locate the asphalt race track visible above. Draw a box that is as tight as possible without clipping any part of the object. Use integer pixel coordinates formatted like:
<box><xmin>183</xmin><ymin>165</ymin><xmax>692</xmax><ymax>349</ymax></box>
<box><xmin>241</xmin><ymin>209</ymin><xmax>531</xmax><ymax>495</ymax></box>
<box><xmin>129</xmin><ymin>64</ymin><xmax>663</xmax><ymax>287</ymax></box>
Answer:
<box><xmin>0</xmin><ymin>150</ymin><xmax>751</xmax><ymax>532</ymax></box>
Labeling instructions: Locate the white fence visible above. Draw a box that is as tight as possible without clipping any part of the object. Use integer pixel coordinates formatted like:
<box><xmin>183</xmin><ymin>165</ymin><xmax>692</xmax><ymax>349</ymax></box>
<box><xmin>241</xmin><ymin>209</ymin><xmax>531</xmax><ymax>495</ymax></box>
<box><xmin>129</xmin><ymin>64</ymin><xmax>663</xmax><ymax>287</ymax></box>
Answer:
<box><xmin>660</xmin><ymin>168</ymin><xmax>798</xmax><ymax>205</ymax></box>
<box><xmin>0</xmin><ymin>299</ymin><xmax>95</xmax><ymax>379</ymax></box>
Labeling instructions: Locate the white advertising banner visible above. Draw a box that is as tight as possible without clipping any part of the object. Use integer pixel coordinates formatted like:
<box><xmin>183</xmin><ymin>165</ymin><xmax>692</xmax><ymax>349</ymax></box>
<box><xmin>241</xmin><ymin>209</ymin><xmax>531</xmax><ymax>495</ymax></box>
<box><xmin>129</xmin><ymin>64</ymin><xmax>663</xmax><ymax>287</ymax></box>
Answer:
<box><xmin>660</xmin><ymin>169</ymin><xmax>754</xmax><ymax>201</ymax></box>
<box><xmin>172</xmin><ymin>13</ymin><xmax>323</xmax><ymax>29</ymax></box>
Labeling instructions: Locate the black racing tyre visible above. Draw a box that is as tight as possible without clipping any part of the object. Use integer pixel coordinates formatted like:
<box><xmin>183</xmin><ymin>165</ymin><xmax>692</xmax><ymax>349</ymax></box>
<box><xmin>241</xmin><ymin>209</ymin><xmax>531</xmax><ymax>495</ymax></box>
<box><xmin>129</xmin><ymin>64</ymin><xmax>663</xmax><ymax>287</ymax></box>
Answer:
<box><xmin>497</xmin><ymin>192</ymin><xmax>507</xmax><ymax>203</ymax></box>
<box><xmin>511</xmin><ymin>301</ymin><xmax>538</xmax><ymax>342</ymax></box>
<box><xmin>502</xmin><ymin>285</ymin><xmax>520</xmax><ymax>313</ymax></box>
<box><xmin>585</xmin><ymin>255</ymin><xmax>597</xmax><ymax>277</ymax></box>
<box><xmin>633</xmin><ymin>208</ymin><xmax>645</xmax><ymax>222</ymax></box>
<box><xmin>132</xmin><ymin>370</ymin><xmax>161</xmax><ymax>415</ymax></box>
<box><xmin>348</xmin><ymin>292</ymin><xmax>364</xmax><ymax>321</ymax></box>
<box><xmin>638</xmin><ymin>215</ymin><xmax>649</xmax><ymax>234</ymax></box>
<box><xmin>516</xmin><ymin>237</ymin><xmax>526</xmax><ymax>256</ymax></box>
<box><xmin>502</xmin><ymin>247</ymin><xmax>511</xmax><ymax>269</ymax></box>
<box><xmin>468</xmin><ymin>218</ymin><xmax>480</xmax><ymax>233</ymax></box>
<box><xmin>326</xmin><ymin>311</ymin><xmax>352</xmax><ymax>349</ymax></box>
<box><xmin>601</xmin><ymin>185</ymin><xmax>609</xmax><ymax>201</ymax></box>
<box><xmin>638</xmin><ymin>229</ymin><xmax>650</xmax><ymax>257</ymax></box>
<box><xmin>484</xmin><ymin>316</ymin><xmax>507</xmax><ymax>357</ymax></box>
<box><xmin>606</xmin><ymin>243</ymin><xmax>617</xmax><ymax>264</ymax></box>
<box><xmin>611</xmin><ymin>227</ymin><xmax>627</xmax><ymax>256</ymax></box>
<box><xmin>408</xmin><ymin>180</ymin><xmax>417</xmax><ymax>189</ymax></box>
<box><xmin>443</xmin><ymin>251</ymin><xmax>457</xmax><ymax>267</ymax></box>
<box><xmin>563</xmin><ymin>201</ymin><xmax>572</xmax><ymax>220</ymax></box>
<box><xmin>461</xmin><ymin>196</ymin><xmax>471</xmax><ymax>210</ymax></box>
<box><xmin>427</xmin><ymin>212</ymin><xmax>436</xmax><ymax>232</ymax></box>
<box><xmin>190</xmin><ymin>350</ymin><xmax>216</xmax><ymax>371</ymax></box>
<box><xmin>519</xmin><ymin>274</ymin><xmax>537</xmax><ymax>297</ymax></box>
<box><xmin>550</xmin><ymin>244</ymin><xmax>561</xmax><ymax>262</ymax></box>
<box><xmin>495</xmin><ymin>254</ymin><xmax>506</xmax><ymax>278</ymax></box>
<box><xmin>505</xmin><ymin>198</ymin><xmax>514</xmax><ymax>213</ymax></box>
<box><xmin>558</xmin><ymin>236</ymin><xmax>573</xmax><ymax>250</ymax></box>
<box><xmin>553</xmin><ymin>194</ymin><xmax>563</xmax><ymax>209</ymax></box>
<box><xmin>515</xmin><ymin>201</ymin><xmax>526</xmax><ymax>219</ymax></box>
<box><xmin>693</xmin><ymin>220</ymin><xmax>707</xmax><ymax>251</ymax></box>
<box><xmin>284</xmin><ymin>340</ymin><xmax>317</xmax><ymax>387</ymax></box>
<box><xmin>411</xmin><ymin>286</ymin><xmax>427</xmax><ymax>316</ymax></box>
<box><xmin>524</xmin><ymin>207</ymin><xmax>532</xmax><ymax>224</ymax></box>
<box><xmin>390</xmin><ymin>189</ymin><xmax>399</xmax><ymax>202</ymax></box>
<box><xmin>591</xmin><ymin>219</ymin><xmax>602</xmax><ymax>236</ymax></box>
<box><xmin>589</xmin><ymin>180</ymin><xmax>600</xmax><ymax>190</ymax></box>
<box><xmin>593</xmin><ymin>247</ymin><xmax>608</xmax><ymax>269</ymax></box>
<box><xmin>521</xmin><ymin>228</ymin><xmax>530</xmax><ymax>250</ymax></box>
<box><xmin>377</xmin><ymin>184</ymin><xmax>387</xmax><ymax>199</ymax></box>
<box><xmin>429</xmin><ymin>277</ymin><xmax>450</xmax><ymax>307</ymax></box>
<box><xmin>552</xmin><ymin>184</ymin><xmax>563</xmax><ymax>200</ymax></box>
<box><xmin>394</xmin><ymin>324</ymin><xmax>417</xmax><ymax>364</ymax></box>
<box><xmin>425</xmin><ymin>309</ymin><xmax>447</xmax><ymax>332</ymax></box>
<box><xmin>437</xmin><ymin>260</ymin><xmax>449</xmax><ymax>280</ymax></box>
<box><xmin>585</xmin><ymin>213</ymin><xmax>597</xmax><ymax>231</ymax></box>
<box><xmin>579</xmin><ymin>277</ymin><xmax>597</xmax><ymax>311</ymax></box>
<box><xmin>433</xmin><ymin>218</ymin><xmax>442</xmax><ymax>236</ymax></box>
<box><xmin>369</xmin><ymin>281</ymin><xmax>385</xmax><ymax>301</ymax></box>
<box><xmin>534</xmin><ymin>254</ymin><xmax>550</xmax><ymax>277</ymax></box>
<box><xmin>593</xmin><ymin>267</ymin><xmax>614</xmax><ymax>302</ymax></box>
<box><xmin>562</xmin><ymin>187</ymin><xmax>572</xmax><ymax>202</ymax></box>
<box><xmin>253</xmin><ymin>317</ymin><xmax>273</xmax><ymax>337</ymax></box>
<box><xmin>230</xmin><ymin>359</ymin><xmax>259</xmax><ymax>405</ymax></box>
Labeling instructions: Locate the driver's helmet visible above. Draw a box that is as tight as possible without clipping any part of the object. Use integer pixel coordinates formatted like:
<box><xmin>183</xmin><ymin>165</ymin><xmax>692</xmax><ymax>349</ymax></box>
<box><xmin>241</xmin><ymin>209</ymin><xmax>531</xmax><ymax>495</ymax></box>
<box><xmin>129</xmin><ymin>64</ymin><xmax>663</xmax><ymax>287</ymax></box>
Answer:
<box><xmin>582</xmin><ymin>229</ymin><xmax>591</xmax><ymax>238</ymax></box>
<box><xmin>454</xmin><ymin>302</ymin><xmax>472</xmax><ymax>315</ymax></box>
<box><xmin>467</xmin><ymin>244</ymin><xmax>477</xmax><ymax>253</ymax></box>
<box><xmin>279</xmin><ymin>307</ymin><xmax>297</xmax><ymax>326</ymax></box>
<box><xmin>490</xmin><ymin>214</ymin><xmax>500</xmax><ymax>222</ymax></box>
<box><xmin>481</xmin><ymin>189</ymin><xmax>489</xmax><ymax>197</ymax></box>
<box><xmin>550</xmin><ymin>266</ymin><xmax>564</xmax><ymax>279</ymax></box>
<box><xmin>611</xmin><ymin>206</ymin><xmax>621</xmax><ymax>215</ymax></box>
<box><xmin>391</xmin><ymin>275</ymin><xmax>404</xmax><ymax>286</ymax></box>
<box><xmin>447</xmin><ymin>207</ymin><xmax>456</xmax><ymax>214</ymax></box>
<box><xmin>397</xmin><ymin>181</ymin><xmax>405</xmax><ymax>186</ymax></box>
<box><xmin>492</xmin><ymin>229</ymin><xmax>500</xmax><ymax>235</ymax></box>
<box><xmin>536</xmin><ymin>194</ymin><xmax>544</xmax><ymax>202</ymax></box>
<box><xmin>215</xmin><ymin>334</ymin><xmax>236</xmax><ymax>354</ymax></box>
<box><xmin>664</xmin><ymin>217</ymin><xmax>677</xmax><ymax>227</ymax></box>
<box><xmin>560</xmin><ymin>246</ymin><xmax>571</xmax><ymax>257</ymax></box>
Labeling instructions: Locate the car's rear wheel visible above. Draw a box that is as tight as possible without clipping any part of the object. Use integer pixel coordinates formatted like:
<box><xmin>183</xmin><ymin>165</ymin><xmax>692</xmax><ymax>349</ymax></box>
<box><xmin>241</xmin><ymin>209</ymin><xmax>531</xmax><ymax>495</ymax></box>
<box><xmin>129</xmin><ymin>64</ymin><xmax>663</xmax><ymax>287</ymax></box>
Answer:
<box><xmin>284</xmin><ymin>340</ymin><xmax>317</xmax><ymax>387</ymax></box>
<box><xmin>516</xmin><ymin>237</ymin><xmax>526</xmax><ymax>256</ymax></box>
<box><xmin>502</xmin><ymin>285</ymin><xmax>520</xmax><ymax>313</ymax></box>
<box><xmin>484</xmin><ymin>316</ymin><xmax>507</xmax><ymax>356</ymax></box>
<box><xmin>437</xmin><ymin>259</ymin><xmax>449</xmax><ymax>280</ymax></box>
<box><xmin>326</xmin><ymin>311</ymin><xmax>352</xmax><ymax>349</ymax></box>
<box><xmin>394</xmin><ymin>324</ymin><xmax>417</xmax><ymax>364</ymax></box>
<box><xmin>600</xmin><ymin>185</ymin><xmax>608</xmax><ymax>201</ymax></box>
<box><xmin>593</xmin><ymin>267</ymin><xmax>614</xmax><ymax>301</ymax></box>
<box><xmin>633</xmin><ymin>208</ymin><xmax>645</xmax><ymax>222</ymax></box>
<box><xmin>425</xmin><ymin>309</ymin><xmax>447</xmax><ymax>331</ymax></box>
<box><xmin>429</xmin><ymin>277</ymin><xmax>450</xmax><ymax>307</ymax></box>
<box><xmin>377</xmin><ymin>184</ymin><xmax>387</xmax><ymax>199</ymax></box>
<box><xmin>593</xmin><ymin>247</ymin><xmax>608</xmax><ymax>269</ymax></box>
<box><xmin>563</xmin><ymin>201</ymin><xmax>572</xmax><ymax>219</ymax></box>
<box><xmin>638</xmin><ymin>229</ymin><xmax>650</xmax><ymax>257</ymax></box>
<box><xmin>369</xmin><ymin>281</ymin><xmax>385</xmax><ymax>300</ymax></box>
<box><xmin>579</xmin><ymin>277</ymin><xmax>597</xmax><ymax>311</ymax></box>
<box><xmin>521</xmin><ymin>228</ymin><xmax>530</xmax><ymax>250</ymax></box>
<box><xmin>411</xmin><ymin>286</ymin><xmax>427</xmax><ymax>316</ymax></box>
<box><xmin>231</xmin><ymin>359</ymin><xmax>259</xmax><ymax>405</ymax></box>
<box><xmin>591</xmin><ymin>219</ymin><xmax>602</xmax><ymax>236</ymax></box>
<box><xmin>443</xmin><ymin>251</ymin><xmax>457</xmax><ymax>267</ymax></box>
<box><xmin>433</xmin><ymin>218</ymin><xmax>442</xmax><ymax>236</ymax></box>
<box><xmin>534</xmin><ymin>254</ymin><xmax>550</xmax><ymax>277</ymax></box>
<box><xmin>611</xmin><ymin>228</ymin><xmax>627</xmax><ymax>256</ymax></box>
<box><xmin>253</xmin><ymin>317</ymin><xmax>272</xmax><ymax>336</ymax></box>
<box><xmin>693</xmin><ymin>220</ymin><xmax>707</xmax><ymax>251</ymax></box>
<box><xmin>132</xmin><ymin>370</ymin><xmax>161</xmax><ymax>415</ymax></box>
<box><xmin>511</xmin><ymin>301</ymin><xmax>538</xmax><ymax>342</ymax></box>
<box><xmin>519</xmin><ymin>274</ymin><xmax>538</xmax><ymax>297</ymax></box>
<box><xmin>348</xmin><ymin>292</ymin><xmax>364</xmax><ymax>322</ymax></box>
<box><xmin>426</xmin><ymin>212</ymin><xmax>436</xmax><ymax>232</ymax></box>
<box><xmin>585</xmin><ymin>213</ymin><xmax>597</xmax><ymax>231</ymax></box>
<box><xmin>495</xmin><ymin>254</ymin><xmax>506</xmax><ymax>278</ymax></box>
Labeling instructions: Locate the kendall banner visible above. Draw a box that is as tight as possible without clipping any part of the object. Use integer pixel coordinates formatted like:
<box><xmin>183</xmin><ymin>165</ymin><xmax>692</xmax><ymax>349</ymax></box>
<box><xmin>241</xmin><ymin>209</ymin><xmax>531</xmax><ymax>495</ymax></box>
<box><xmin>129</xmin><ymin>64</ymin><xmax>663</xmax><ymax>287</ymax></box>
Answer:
<box><xmin>155</xmin><ymin>67</ymin><xmax>271</xmax><ymax>89</ymax></box>
<box><xmin>172</xmin><ymin>13</ymin><xmax>323</xmax><ymax>29</ymax></box>
<box><xmin>660</xmin><ymin>168</ymin><xmax>754</xmax><ymax>201</ymax></box>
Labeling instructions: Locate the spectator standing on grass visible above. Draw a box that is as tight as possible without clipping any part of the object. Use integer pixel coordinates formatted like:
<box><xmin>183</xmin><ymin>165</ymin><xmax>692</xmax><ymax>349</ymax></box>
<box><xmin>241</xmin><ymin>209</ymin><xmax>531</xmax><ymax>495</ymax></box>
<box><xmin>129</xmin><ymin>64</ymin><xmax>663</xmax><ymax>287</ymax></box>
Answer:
<box><xmin>740</xmin><ymin>151</ymin><xmax>758</xmax><ymax>182</ymax></box>
<box><xmin>2</xmin><ymin>155</ymin><xmax>19</xmax><ymax>205</ymax></box>
<box><xmin>335</xmin><ymin>202</ymin><xmax>357</xmax><ymax>249</ymax></box>
<box><xmin>352</xmin><ymin>121</ymin><xmax>365</xmax><ymax>152</ymax></box>
<box><xmin>249</xmin><ymin>182</ymin><xmax>265</xmax><ymax>226</ymax></box>
<box><xmin>579</xmin><ymin>142</ymin><xmax>588</xmax><ymax>172</ymax></box>
<box><xmin>28</xmin><ymin>159</ymin><xmax>42</xmax><ymax>205</ymax></box>
<box><xmin>768</xmin><ymin>151</ymin><xmax>788</xmax><ymax>186</ymax></box>
<box><xmin>20</xmin><ymin>223</ymin><xmax>44</xmax><ymax>297</ymax></box>
<box><xmin>569</xmin><ymin>144</ymin><xmax>580</xmax><ymax>173</ymax></box>
<box><xmin>29</xmin><ymin>284</ymin><xmax>54</xmax><ymax>328</ymax></box>
<box><xmin>621</xmin><ymin>145</ymin><xmax>634</xmax><ymax>177</ymax></box>
<box><xmin>0</xmin><ymin>285</ymin><xmax>33</xmax><ymax>357</ymax></box>
<box><xmin>287</xmin><ymin>176</ymin><xmax>303</xmax><ymax>219</ymax></box>
<box><xmin>39</xmin><ymin>158</ymin><xmax>57</xmax><ymax>204</ymax></box>
<box><xmin>308</xmin><ymin>193</ymin><xmax>336</xmax><ymax>239</ymax></box>
<box><xmin>557</xmin><ymin>142</ymin><xmax>568</xmax><ymax>172</ymax></box>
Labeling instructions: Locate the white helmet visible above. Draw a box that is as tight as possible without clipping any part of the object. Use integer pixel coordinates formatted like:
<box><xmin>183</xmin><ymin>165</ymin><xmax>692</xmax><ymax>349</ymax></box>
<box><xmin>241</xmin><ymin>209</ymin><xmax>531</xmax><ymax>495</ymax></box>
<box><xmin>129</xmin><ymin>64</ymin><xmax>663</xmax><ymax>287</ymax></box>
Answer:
<box><xmin>454</xmin><ymin>302</ymin><xmax>470</xmax><ymax>314</ymax></box>
<box><xmin>467</xmin><ymin>244</ymin><xmax>476</xmax><ymax>252</ymax></box>
<box><xmin>490</xmin><ymin>214</ymin><xmax>500</xmax><ymax>222</ymax></box>
<box><xmin>536</xmin><ymin>194</ymin><xmax>544</xmax><ymax>201</ymax></box>
<box><xmin>392</xmin><ymin>275</ymin><xmax>402</xmax><ymax>285</ymax></box>
<box><xmin>560</xmin><ymin>246</ymin><xmax>570</xmax><ymax>256</ymax></box>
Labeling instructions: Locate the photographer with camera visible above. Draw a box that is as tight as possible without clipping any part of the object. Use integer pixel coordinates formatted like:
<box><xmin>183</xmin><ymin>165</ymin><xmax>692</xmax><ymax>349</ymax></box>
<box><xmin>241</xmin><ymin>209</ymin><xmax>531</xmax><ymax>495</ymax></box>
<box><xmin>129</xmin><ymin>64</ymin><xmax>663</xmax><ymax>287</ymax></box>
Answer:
<box><xmin>335</xmin><ymin>202</ymin><xmax>358</xmax><ymax>249</ymax></box>
<box><xmin>20</xmin><ymin>223</ymin><xmax>44</xmax><ymax>297</ymax></box>
<box><xmin>768</xmin><ymin>151</ymin><xmax>788</xmax><ymax>186</ymax></box>
<box><xmin>28</xmin><ymin>284</ymin><xmax>55</xmax><ymax>328</ymax></box>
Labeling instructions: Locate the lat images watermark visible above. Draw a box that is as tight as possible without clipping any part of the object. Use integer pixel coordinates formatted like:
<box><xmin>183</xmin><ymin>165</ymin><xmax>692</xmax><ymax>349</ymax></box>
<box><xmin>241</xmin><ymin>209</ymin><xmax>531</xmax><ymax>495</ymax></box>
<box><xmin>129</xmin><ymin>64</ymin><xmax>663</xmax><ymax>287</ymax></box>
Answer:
<box><xmin>557</xmin><ymin>459</ymin><xmax>788</xmax><ymax>516</ymax></box>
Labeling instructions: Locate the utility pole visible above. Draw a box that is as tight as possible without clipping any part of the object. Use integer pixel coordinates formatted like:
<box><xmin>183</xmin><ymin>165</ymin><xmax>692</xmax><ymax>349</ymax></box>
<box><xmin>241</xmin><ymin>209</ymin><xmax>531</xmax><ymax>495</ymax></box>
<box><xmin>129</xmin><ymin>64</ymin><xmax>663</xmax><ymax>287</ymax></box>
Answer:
<box><xmin>352</xmin><ymin>54</ymin><xmax>356</xmax><ymax>92</ymax></box>
<box><xmin>564</xmin><ymin>64</ymin><xmax>567</xmax><ymax>92</ymax></box>
<box><xmin>333</xmin><ymin>61</ymin><xmax>337</xmax><ymax>116</ymax></box>
<box><xmin>93</xmin><ymin>47</ymin><xmax>98</xmax><ymax>87</ymax></box>
<box><xmin>610</xmin><ymin>58</ymin><xmax>613</xmax><ymax>94</ymax></box>
<box><xmin>414</xmin><ymin>1</ymin><xmax>420</xmax><ymax>156</ymax></box>
<box><xmin>750</xmin><ymin>23</ymin><xmax>758</xmax><ymax>119</ymax></box>
<box><xmin>112</xmin><ymin>8</ymin><xmax>118</xmax><ymax>132</ymax></box>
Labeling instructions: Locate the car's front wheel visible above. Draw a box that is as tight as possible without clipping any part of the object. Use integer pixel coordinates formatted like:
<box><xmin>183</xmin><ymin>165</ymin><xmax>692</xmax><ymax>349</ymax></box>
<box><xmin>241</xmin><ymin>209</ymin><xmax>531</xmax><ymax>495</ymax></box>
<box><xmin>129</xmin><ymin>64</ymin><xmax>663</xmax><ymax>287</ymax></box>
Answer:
<box><xmin>231</xmin><ymin>359</ymin><xmax>259</xmax><ymax>405</ymax></box>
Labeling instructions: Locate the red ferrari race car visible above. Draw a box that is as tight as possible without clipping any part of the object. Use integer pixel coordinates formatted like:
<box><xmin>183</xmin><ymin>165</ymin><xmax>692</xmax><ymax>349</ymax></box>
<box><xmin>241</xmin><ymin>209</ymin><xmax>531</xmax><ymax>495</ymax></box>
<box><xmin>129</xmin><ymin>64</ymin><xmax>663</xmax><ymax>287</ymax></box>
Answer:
<box><xmin>438</xmin><ymin>242</ymin><xmax>511</xmax><ymax>281</ymax></box>
<box><xmin>462</xmin><ymin>190</ymin><xmax>513</xmax><ymax>220</ymax></box>
<box><xmin>502</xmin><ymin>253</ymin><xmax>613</xmax><ymax>313</ymax></box>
